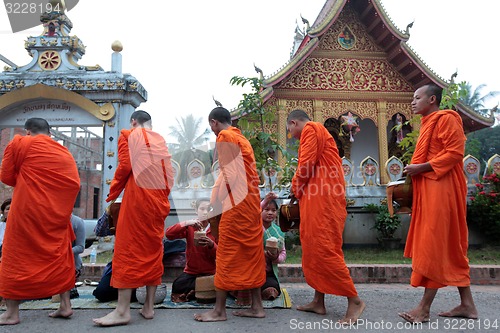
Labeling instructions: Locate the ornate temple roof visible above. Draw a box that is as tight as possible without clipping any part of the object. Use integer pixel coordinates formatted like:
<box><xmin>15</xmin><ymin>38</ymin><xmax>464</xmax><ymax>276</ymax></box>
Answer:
<box><xmin>260</xmin><ymin>0</ymin><xmax>494</xmax><ymax>132</ymax></box>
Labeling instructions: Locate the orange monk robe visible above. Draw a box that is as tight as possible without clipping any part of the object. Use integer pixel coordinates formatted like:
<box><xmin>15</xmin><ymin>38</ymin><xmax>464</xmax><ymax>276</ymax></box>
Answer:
<box><xmin>107</xmin><ymin>128</ymin><xmax>173</xmax><ymax>288</ymax></box>
<box><xmin>404</xmin><ymin>110</ymin><xmax>470</xmax><ymax>288</ymax></box>
<box><xmin>0</xmin><ymin>135</ymin><xmax>80</xmax><ymax>299</ymax></box>
<box><xmin>292</xmin><ymin>122</ymin><xmax>357</xmax><ymax>297</ymax></box>
<box><xmin>211</xmin><ymin>126</ymin><xmax>265</xmax><ymax>291</ymax></box>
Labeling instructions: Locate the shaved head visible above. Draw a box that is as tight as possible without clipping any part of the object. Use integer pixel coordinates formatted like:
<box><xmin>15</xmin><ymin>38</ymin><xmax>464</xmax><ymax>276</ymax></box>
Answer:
<box><xmin>209</xmin><ymin>107</ymin><xmax>231</xmax><ymax>124</ymax></box>
<box><xmin>24</xmin><ymin>118</ymin><xmax>50</xmax><ymax>135</ymax></box>
<box><xmin>287</xmin><ymin>109</ymin><xmax>310</xmax><ymax>123</ymax></box>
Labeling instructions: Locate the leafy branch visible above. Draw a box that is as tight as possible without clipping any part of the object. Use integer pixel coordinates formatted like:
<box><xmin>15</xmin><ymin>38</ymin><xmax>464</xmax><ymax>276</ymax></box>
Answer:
<box><xmin>230</xmin><ymin>75</ymin><xmax>291</xmax><ymax>190</ymax></box>
<box><xmin>392</xmin><ymin>82</ymin><xmax>468</xmax><ymax>164</ymax></box>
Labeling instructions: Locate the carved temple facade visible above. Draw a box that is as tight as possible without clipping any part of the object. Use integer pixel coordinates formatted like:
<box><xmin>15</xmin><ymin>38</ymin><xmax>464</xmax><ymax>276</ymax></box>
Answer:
<box><xmin>234</xmin><ymin>0</ymin><xmax>495</xmax><ymax>186</ymax></box>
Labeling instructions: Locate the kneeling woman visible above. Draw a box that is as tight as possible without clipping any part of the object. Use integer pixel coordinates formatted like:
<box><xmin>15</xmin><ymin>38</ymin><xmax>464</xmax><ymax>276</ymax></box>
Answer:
<box><xmin>261</xmin><ymin>193</ymin><xmax>286</xmax><ymax>300</ymax></box>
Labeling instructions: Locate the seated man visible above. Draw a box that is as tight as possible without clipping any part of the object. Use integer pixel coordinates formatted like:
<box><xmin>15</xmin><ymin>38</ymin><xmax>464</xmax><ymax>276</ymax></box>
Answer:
<box><xmin>70</xmin><ymin>214</ymin><xmax>86</xmax><ymax>299</ymax></box>
<box><xmin>0</xmin><ymin>198</ymin><xmax>11</xmax><ymax>260</ymax></box>
<box><xmin>93</xmin><ymin>239</ymin><xmax>185</xmax><ymax>302</ymax></box>
<box><xmin>165</xmin><ymin>198</ymin><xmax>217</xmax><ymax>302</ymax></box>
<box><xmin>92</xmin><ymin>261</ymin><xmax>128</xmax><ymax>302</ymax></box>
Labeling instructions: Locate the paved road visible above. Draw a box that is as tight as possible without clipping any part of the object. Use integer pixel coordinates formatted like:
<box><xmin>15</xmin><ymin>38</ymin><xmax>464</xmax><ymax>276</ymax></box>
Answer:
<box><xmin>1</xmin><ymin>283</ymin><xmax>499</xmax><ymax>333</ymax></box>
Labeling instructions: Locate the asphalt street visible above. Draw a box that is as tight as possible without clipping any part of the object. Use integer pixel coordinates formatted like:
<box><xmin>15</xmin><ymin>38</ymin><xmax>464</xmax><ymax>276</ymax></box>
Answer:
<box><xmin>1</xmin><ymin>283</ymin><xmax>499</xmax><ymax>333</ymax></box>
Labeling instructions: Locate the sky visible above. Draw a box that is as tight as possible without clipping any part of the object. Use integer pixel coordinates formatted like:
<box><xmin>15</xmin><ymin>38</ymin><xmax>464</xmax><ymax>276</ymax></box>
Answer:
<box><xmin>0</xmin><ymin>0</ymin><xmax>499</xmax><ymax>141</ymax></box>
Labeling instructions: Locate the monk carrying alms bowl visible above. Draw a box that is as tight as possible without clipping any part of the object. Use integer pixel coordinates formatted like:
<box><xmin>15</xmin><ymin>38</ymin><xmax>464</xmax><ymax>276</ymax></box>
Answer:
<box><xmin>386</xmin><ymin>177</ymin><xmax>413</xmax><ymax>216</ymax></box>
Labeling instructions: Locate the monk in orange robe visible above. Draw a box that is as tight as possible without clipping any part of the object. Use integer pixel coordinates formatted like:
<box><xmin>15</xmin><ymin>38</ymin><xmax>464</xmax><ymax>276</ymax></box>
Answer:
<box><xmin>287</xmin><ymin>109</ymin><xmax>365</xmax><ymax>324</ymax></box>
<box><xmin>400</xmin><ymin>84</ymin><xmax>478</xmax><ymax>323</ymax></box>
<box><xmin>0</xmin><ymin>118</ymin><xmax>80</xmax><ymax>325</ymax></box>
<box><xmin>194</xmin><ymin>107</ymin><xmax>266</xmax><ymax>322</ymax></box>
<box><xmin>93</xmin><ymin>110</ymin><xmax>173</xmax><ymax>326</ymax></box>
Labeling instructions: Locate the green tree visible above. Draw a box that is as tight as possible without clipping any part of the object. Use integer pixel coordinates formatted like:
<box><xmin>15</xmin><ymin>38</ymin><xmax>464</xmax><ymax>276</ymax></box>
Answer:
<box><xmin>168</xmin><ymin>114</ymin><xmax>210</xmax><ymax>154</ymax></box>
<box><xmin>464</xmin><ymin>137</ymin><xmax>482</xmax><ymax>159</ymax></box>
<box><xmin>460</xmin><ymin>83</ymin><xmax>500</xmax><ymax>116</ymax></box>
<box><xmin>230</xmin><ymin>75</ymin><xmax>291</xmax><ymax>190</ymax></box>
<box><xmin>168</xmin><ymin>114</ymin><xmax>212</xmax><ymax>186</ymax></box>
<box><xmin>395</xmin><ymin>82</ymin><xmax>468</xmax><ymax>164</ymax></box>
<box><xmin>465</xmin><ymin>126</ymin><xmax>500</xmax><ymax>173</ymax></box>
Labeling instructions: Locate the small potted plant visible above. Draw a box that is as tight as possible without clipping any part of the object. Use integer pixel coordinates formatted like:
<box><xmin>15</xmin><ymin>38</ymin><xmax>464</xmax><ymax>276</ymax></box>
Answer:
<box><xmin>364</xmin><ymin>204</ymin><xmax>402</xmax><ymax>249</ymax></box>
<box><xmin>374</xmin><ymin>205</ymin><xmax>402</xmax><ymax>249</ymax></box>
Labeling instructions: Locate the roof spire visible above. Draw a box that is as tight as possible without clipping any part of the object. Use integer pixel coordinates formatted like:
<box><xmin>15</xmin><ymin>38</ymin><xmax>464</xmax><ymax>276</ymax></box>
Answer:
<box><xmin>254</xmin><ymin>63</ymin><xmax>264</xmax><ymax>80</ymax></box>
<box><xmin>404</xmin><ymin>21</ymin><xmax>414</xmax><ymax>36</ymax></box>
<box><xmin>300</xmin><ymin>14</ymin><xmax>310</xmax><ymax>32</ymax></box>
<box><xmin>450</xmin><ymin>71</ymin><xmax>458</xmax><ymax>84</ymax></box>
<box><xmin>213</xmin><ymin>96</ymin><xmax>223</xmax><ymax>108</ymax></box>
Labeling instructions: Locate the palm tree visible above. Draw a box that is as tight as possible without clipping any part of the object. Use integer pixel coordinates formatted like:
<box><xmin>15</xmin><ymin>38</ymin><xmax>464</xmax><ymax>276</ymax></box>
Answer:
<box><xmin>461</xmin><ymin>83</ymin><xmax>500</xmax><ymax>116</ymax></box>
<box><xmin>168</xmin><ymin>114</ymin><xmax>210</xmax><ymax>154</ymax></box>
<box><xmin>168</xmin><ymin>114</ymin><xmax>212</xmax><ymax>186</ymax></box>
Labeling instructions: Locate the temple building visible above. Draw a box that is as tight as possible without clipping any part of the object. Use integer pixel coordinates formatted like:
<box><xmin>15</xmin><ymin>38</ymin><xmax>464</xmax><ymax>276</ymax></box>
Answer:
<box><xmin>237</xmin><ymin>0</ymin><xmax>495</xmax><ymax>186</ymax></box>
<box><xmin>0</xmin><ymin>1</ymin><xmax>146</xmax><ymax>217</ymax></box>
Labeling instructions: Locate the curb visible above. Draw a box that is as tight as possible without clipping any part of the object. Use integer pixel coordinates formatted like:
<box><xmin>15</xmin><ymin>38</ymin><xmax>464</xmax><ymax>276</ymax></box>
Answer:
<box><xmin>81</xmin><ymin>263</ymin><xmax>500</xmax><ymax>285</ymax></box>
<box><xmin>278</xmin><ymin>264</ymin><xmax>500</xmax><ymax>285</ymax></box>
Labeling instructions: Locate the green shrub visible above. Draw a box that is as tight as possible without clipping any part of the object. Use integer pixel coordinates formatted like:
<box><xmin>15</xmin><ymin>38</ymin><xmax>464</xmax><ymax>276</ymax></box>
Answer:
<box><xmin>365</xmin><ymin>204</ymin><xmax>402</xmax><ymax>239</ymax></box>
<box><xmin>467</xmin><ymin>172</ymin><xmax>500</xmax><ymax>244</ymax></box>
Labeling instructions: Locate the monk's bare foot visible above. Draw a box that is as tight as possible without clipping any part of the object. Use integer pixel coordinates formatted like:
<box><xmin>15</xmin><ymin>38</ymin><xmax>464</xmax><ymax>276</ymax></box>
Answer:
<box><xmin>398</xmin><ymin>309</ymin><xmax>430</xmax><ymax>323</ymax></box>
<box><xmin>233</xmin><ymin>308</ymin><xmax>266</xmax><ymax>318</ymax></box>
<box><xmin>439</xmin><ymin>304</ymin><xmax>478</xmax><ymax>319</ymax></box>
<box><xmin>139</xmin><ymin>308</ymin><xmax>154</xmax><ymax>320</ymax></box>
<box><xmin>48</xmin><ymin>308</ymin><xmax>73</xmax><ymax>319</ymax></box>
<box><xmin>339</xmin><ymin>300</ymin><xmax>366</xmax><ymax>325</ymax></box>
<box><xmin>93</xmin><ymin>310</ymin><xmax>130</xmax><ymax>327</ymax></box>
<box><xmin>193</xmin><ymin>309</ymin><xmax>227</xmax><ymax>322</ymax></box>
<box><xmin>0</xmin><ymin>312</ymin><xmax>20</xmax><ymax>325</ymax></box>
<box><xmin>297</xmin><ymin>301</ymin><xmax>326</xmax><ymax>315</ymax></box>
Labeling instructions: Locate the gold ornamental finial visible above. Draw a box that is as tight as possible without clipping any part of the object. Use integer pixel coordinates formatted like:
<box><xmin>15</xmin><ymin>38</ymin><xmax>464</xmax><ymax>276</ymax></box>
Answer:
<box><xmin>111</xmin><ymin>40</ymin><xmax>123</xmax><ymax>52</ymax></box>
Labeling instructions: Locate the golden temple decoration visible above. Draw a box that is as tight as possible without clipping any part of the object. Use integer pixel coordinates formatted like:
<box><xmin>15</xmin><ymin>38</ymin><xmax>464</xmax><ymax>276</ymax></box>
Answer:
<box><xmin>280</xmin><ymin>58</ymin><xmax>411</xmax><ymax>92</ymax></box>
<box><xmin>85</xmin><ymin>65</ymin><xmax>103</xmax><ymax>71</ymax></box>
<box><xmin>38</xmin><ymin>50</ymin><xmax>61</xmax><ymax>71</ymax></box>
<box><xmin>319</xmin><ymin>7</ymin><xmax>382</xmax><ymax>53</ymax></box>
<box><xmin>386</xmin><ymin>102</ymin><xmax>412</xmax><ymax>120</ymax></box>
<box><xmin>129</xmin><ymin>82</ymin><xmax>138</xmax><ymax>90</ymax></box>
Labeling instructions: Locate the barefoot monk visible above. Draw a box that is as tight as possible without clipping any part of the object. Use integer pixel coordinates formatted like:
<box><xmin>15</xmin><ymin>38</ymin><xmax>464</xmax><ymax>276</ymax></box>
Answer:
<box><xmin>400</xmin><ymin>84</ymin><xmax>478</xmax><ymax>323</ymax></box>
<box><xmin>0</xmin><ymin>118</ymin><xmax>80</xmax><ymax>325</ymax></box>
<box><xmin>194</xmin><ymin>107</ymin><xmax>266</xmax><ymax>322</ymax></box>
<box><xmin>93</xmin><ymin>110</ymin><xmax>174</xmax><ymax>326</ymax></box>
<box><xmin>287</xmin><ymin>109</ymin><xmax>365</xmax><ymax>325</ymax></box>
